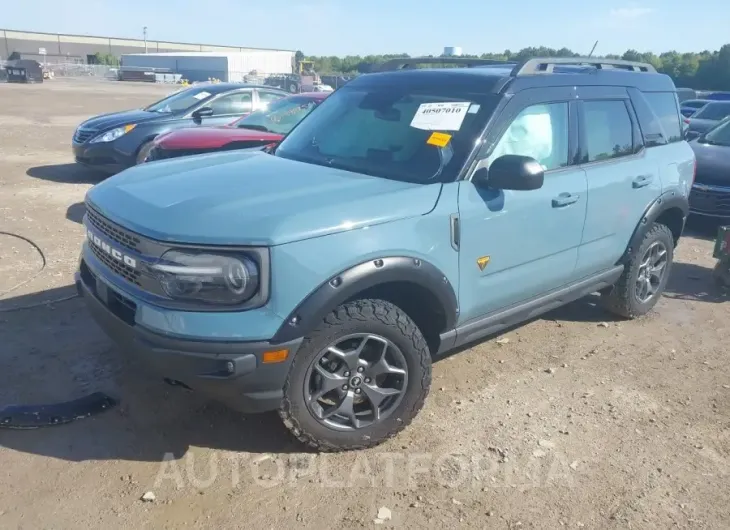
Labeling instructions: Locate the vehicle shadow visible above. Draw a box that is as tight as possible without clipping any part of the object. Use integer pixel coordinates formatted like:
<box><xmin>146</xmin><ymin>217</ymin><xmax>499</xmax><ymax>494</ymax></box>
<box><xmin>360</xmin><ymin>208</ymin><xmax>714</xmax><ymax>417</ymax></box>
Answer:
<box><xmin>663</xmin><ymin>261</ymin><xmax>728</xmax><ymax>303</ymax></box>
<box><xmin>683</xmin><ymin>215</ymin><xmax>723</xmax><ymax>242</ymax></box>
<box><xmin>66</xmin><ymin>202</ymin><xmax>85</xmax><ymax>224</ymax></box>
<box><xmin>26</xmin><ymin>163</ymin><xmax>106</xmax><ymax>185</ymax></box>
<box><xmin>0</xmin><ymin>286</ymin><xmax>310</xmax><ymax>465</ymax></box>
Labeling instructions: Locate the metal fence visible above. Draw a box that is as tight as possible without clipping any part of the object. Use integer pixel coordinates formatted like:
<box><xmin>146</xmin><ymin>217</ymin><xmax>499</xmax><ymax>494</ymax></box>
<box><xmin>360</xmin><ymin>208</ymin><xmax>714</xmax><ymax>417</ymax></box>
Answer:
<box><xmin>0</xmin><ymin>60</ymin><xmax>118</xmax><ymax>79</ymax></box>
<box><xmin>45</xmin><ymin>62</ymin><xmax>118</xmax><ymax>78</ymax></box>
<box><xmin>0</xmin><ymin>60</ymin><xmax>357</xmax><ymax>89</ymax></box>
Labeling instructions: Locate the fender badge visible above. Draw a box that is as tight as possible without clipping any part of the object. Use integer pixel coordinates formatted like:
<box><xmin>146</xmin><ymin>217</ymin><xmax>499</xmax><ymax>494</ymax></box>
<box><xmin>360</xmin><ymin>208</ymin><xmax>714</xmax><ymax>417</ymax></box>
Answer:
<box><xmin>477</xmin><ymin>256</ymin><xmax>491</xmax><ymax>271</ymax></box>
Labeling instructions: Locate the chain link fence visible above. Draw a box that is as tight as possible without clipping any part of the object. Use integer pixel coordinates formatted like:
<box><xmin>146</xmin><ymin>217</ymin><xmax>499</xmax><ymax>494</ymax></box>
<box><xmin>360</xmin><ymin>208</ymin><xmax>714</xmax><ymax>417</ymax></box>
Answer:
<box><xmin>1</xmin><ymin>59</ymin><xmax>118</xmax><ymax>80</ymax></box>
<box><xmin>1</xmin><ymin>59</ymin><xmax>357</xmax><ymax>90</ymax></box>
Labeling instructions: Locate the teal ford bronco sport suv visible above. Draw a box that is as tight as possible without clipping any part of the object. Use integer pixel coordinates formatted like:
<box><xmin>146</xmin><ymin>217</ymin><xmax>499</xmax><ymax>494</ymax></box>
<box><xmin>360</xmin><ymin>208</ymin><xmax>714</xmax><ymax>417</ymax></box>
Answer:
<box><xmin>76</xmin><ymin>57</ymin><xmax>695</xmax><ymax>451</ymax></box>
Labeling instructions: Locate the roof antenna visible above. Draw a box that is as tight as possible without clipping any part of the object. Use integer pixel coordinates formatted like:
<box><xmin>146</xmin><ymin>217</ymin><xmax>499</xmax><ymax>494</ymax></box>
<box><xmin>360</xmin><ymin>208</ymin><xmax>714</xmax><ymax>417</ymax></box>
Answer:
<box><xmin>587</xmin><ymin>41</ymin><xmax>598</xmax><ymax>58</ymax></box>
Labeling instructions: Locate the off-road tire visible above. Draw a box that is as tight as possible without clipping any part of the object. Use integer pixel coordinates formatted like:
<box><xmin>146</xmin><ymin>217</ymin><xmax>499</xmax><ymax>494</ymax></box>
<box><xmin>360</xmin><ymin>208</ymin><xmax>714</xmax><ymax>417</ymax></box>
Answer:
<box><xmin>279</xmin><ymin>299</ymin><xmax>431</xmax><ymax>452</ymax></box>
<box><xmin>601</xmin><ymin>222</ymin><xmax>675</xmax><ymax>318</ymax></box>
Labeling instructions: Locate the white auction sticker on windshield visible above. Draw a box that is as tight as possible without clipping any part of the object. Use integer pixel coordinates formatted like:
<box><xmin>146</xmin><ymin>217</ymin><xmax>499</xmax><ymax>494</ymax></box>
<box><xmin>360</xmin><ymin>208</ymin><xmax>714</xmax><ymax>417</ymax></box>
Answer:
<box><xmin>193</xmin><ymin>91</ymin><xmax>211</xmax><ymax>100</ymax></box>
<box><xmin>410</xmin><ymin>102</ymin><xmax>471</xmax><ymax>131</ymax></box>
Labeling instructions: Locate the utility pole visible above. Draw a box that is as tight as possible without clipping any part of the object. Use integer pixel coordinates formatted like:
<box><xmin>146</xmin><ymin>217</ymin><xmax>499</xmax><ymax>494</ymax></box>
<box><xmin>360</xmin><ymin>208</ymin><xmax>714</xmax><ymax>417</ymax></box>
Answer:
<box><xmin>143</xmin><ymin>26</ymin><xmax>148</xmax><ymax>53</ymax></box>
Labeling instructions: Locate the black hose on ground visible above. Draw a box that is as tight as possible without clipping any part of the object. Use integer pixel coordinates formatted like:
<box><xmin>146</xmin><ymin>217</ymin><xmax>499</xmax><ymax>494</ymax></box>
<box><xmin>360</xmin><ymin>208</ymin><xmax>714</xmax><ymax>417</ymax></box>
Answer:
<box><xmin>0</xmin><ymin>231</ymin><xmax>79</xmax><ymax>312</ymax></box>
<box><xmin>0</xmin><ymin>231</ymin><xmax>117</xmax><ymax>427</ymax></box>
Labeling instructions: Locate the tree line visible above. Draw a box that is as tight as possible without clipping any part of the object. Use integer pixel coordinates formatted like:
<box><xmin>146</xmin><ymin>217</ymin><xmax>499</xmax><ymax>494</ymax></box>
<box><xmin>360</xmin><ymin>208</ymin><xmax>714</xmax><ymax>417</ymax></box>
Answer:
<box><xmin>297</xmin><ymin>44</ymin><xmax>730</xmax><ymax>91</ymax></box>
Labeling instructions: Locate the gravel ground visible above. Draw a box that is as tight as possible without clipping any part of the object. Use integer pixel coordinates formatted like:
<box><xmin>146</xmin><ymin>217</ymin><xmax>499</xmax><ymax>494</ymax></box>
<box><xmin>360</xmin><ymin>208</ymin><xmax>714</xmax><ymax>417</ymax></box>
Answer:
<box><xmin>0</xmin><ymin>79</ymin><xmax>729</xmax><ymax>529</ymax></box>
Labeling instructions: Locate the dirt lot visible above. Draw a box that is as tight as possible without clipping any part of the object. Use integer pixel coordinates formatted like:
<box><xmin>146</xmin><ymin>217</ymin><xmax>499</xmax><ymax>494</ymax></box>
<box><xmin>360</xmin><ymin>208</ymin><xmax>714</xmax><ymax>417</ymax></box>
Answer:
<box><xmin>0</xmin><ymin>79</ymin><xmax>729</xmax><ymax>529</ymax></box>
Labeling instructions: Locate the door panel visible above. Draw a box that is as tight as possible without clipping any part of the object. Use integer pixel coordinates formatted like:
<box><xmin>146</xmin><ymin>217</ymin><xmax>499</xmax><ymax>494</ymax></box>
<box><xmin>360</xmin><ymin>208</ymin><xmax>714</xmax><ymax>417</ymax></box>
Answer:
<box><xmin>456</xmin><ymin>166</ymin><xmax>588</xmax><ymax>322</ymax></box>
<box><xmin>456</xmin><ymin>97</ymin><xmax>587</xmax><ymax>324</ymax></box>
<box><xmin>575</xmin><ymin>98</ymin><xmax>660</xmax><ymax>276</ymax></box>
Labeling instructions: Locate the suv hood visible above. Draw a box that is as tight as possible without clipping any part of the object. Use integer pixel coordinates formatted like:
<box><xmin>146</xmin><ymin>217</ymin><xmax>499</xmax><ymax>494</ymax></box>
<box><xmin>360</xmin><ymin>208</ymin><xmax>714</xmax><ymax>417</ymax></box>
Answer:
<box><xmin>156</xmin><ymin>126</ymin><xmax>282</xmax><ymax>150</ymax></box>
<box><xmin>86</xmin><ymin>151</ymin><xmax>441</xmax><ymax>246</ymax></box>
<box><xmin>80</xmin><ymin>109</ymin><xmax>171</xmax><ymax>131</ymax></box>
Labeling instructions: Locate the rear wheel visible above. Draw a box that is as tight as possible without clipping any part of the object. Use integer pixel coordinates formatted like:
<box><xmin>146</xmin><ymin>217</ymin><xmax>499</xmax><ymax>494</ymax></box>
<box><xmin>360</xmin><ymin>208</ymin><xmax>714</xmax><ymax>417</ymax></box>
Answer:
<box><xmin>279</xmin><ymin>299</ymin><xmax>431</xmax><ymax>452</ymax></box>
<box><xmin>601</xmin><ymin>223</ymin><xmax>674</xmax><ymax>318</ymax></box>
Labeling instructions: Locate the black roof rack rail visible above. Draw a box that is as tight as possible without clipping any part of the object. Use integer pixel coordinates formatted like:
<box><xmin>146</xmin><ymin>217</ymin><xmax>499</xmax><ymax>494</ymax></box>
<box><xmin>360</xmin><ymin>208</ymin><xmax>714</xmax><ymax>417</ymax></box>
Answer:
<box><xmin>512</xmin><ymin>57</ymin><xmax>656</xmax><ymax>75</ymax></box>
<box><xmin>377</xmin><ymin>57</ymin><xmax>516</xmax><ymax>72</ymax></box>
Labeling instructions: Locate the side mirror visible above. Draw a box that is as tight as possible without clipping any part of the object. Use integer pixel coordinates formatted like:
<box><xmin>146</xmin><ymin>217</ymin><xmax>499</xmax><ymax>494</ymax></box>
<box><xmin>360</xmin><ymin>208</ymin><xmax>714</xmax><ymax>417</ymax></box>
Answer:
<box><xmin>192</xmin><ymin>106</ymin><xmax>214</xmax><ymax>120</ymax></box>
<box><xmin>262</xmin><ymin>142</ymin><xmax>279</xmax><ymax>154</ymax></box>
<box><xmin>473</xmin><ymin>155</ymin><xmax>545</xmax><ymax>191</ymax></box>
<box><xmin>685</xmin><ymin>130</ymin><xmax>700</xmax><ymax>141</ymax></box>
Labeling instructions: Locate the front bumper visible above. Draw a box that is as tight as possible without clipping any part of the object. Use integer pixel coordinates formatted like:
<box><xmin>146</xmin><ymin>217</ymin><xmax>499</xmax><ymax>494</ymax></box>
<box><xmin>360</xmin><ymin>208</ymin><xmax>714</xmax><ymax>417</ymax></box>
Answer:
<box><xmin>689</xmin><ymin>183</ymin><xmax>730</xmax><ymax>218</ymax></box>
<box><xmin>72</xmin><ymin>141</ymin><xmax>135</xmax><ymax>174</ymax></box>
<box><xmin>75</xmin><ymin>262</ymin><xmax>302</xmax><ymax>413</ymax></box>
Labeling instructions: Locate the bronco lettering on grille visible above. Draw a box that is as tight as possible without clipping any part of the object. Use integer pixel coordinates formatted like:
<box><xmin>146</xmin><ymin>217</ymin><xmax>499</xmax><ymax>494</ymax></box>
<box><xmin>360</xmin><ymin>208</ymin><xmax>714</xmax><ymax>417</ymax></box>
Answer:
<box><xmin>86</xmin><ymin>229</ymin><xmax>137</xmax><ymax>268</ymax></box>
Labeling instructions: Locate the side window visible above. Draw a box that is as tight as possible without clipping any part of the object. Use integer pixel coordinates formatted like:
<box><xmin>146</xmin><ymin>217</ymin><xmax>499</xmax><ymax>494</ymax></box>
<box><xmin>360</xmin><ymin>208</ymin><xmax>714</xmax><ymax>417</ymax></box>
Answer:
<box><xmin>583</xmin><ymin>100</ymin><xmax>633</xmax><ymax>162</ymax></box>
<box><xmin>258</xmin><ymin>90</ymin><xmax>285</xmax><ymax>108</ymax></box>
<box><xmin>644</xmin><ymin>92</ymin><xmax>682</xmax><ymax>143</ymax></box>
<box><xmin>208</xmin><ymin>91</ymin><xmax>252</xmax><ymax>115</ymax></box>
<box><xmin>489</xmin><ymin>102</ymin><xmax>569</xmax><ymax>171</ymax></box>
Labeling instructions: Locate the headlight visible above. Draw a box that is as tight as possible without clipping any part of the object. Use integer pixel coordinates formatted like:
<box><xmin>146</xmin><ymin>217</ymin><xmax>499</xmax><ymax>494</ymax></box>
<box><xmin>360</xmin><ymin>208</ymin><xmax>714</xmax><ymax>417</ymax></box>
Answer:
<box><xmin>89</xmin><ymin>124</ymin><xmax>136</xmax><ymax>143</ymax></box>
<box><xmin>151</xmin><ymin>250</ymin><xmax>259</xmax><ymax>305</ymax></box>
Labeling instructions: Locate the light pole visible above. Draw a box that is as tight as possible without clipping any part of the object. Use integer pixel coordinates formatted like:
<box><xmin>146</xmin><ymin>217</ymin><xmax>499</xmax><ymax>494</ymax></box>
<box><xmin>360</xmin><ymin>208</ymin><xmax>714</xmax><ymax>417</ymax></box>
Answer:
<box><xmin>143</xmin><ymin>26</ymin><xmax>148</xmax><ymax>53</ymax></box>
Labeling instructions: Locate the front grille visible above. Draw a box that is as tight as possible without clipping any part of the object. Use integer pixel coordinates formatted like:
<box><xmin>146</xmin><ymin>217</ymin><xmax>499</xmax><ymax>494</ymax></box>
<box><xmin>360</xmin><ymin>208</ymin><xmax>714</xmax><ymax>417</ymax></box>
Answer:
<box><xmin>690</xmin><ymin>185</ymin><xmax>730</xmax><ymax>216</ymax></box>
<box><xmin>86</xmin><ymin>207</ymin><xmax>141</xmax><ymax>252</ymax></box>
<box><xmin>89</xmin><ymin>243</ymin><xmax>142</xmax><ymax>286</ymax></box>
<box><xmin>73</xmin><ymin>126</ymin><xmax>97</xmax><ymax>144</ymax></box>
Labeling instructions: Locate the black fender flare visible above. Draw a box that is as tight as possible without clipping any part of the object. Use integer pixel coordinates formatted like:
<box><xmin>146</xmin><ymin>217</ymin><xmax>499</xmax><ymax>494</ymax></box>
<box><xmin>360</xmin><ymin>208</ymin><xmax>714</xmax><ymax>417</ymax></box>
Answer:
<box><xmin>271</xmin><ymin>256</ymin><xmax>458</xmax><ymax>343</ymax></box>
<box><xmin>620</xmin><ymin>189</ymin><xmax>689</xmax><ymax>264</ymax></box>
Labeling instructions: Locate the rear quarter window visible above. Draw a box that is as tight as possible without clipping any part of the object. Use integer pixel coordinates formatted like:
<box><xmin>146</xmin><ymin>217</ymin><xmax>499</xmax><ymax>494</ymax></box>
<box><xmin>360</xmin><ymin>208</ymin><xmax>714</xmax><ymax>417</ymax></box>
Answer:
<box><xmin>643</xmin><ymin>92</ymin><xmax>682</xmax><ymax>143</ymax></box>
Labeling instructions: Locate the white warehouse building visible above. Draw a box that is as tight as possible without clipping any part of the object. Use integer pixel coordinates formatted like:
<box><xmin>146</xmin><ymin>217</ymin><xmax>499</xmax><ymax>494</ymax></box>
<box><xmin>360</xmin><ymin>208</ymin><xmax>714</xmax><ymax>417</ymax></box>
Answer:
<box><xmin>121</xmin><ymin>51</ymin><xmax>296</xmax><ymax>82</ymax></box>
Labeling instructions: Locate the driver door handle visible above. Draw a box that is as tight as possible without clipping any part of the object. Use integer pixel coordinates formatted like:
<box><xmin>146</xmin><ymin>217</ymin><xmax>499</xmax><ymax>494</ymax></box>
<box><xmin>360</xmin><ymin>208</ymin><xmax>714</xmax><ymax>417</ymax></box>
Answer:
<box><xmin>632</xmin><ymin>174</ymin><xmax>654</xmax><ymax>188</ymax></box>
<box><xmin>552</xmin><ymin>192</ymin><xmax>579</xmax><ymax>208</ymax></box>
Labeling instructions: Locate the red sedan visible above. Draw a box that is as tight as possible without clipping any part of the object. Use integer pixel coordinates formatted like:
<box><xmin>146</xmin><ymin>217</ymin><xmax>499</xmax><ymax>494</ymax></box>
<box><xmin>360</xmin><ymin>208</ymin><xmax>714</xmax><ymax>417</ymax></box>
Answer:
<box><xmin>144</xmin><ymin>92</ymin><xmax>329</xmax><ymax>162</ymax></box>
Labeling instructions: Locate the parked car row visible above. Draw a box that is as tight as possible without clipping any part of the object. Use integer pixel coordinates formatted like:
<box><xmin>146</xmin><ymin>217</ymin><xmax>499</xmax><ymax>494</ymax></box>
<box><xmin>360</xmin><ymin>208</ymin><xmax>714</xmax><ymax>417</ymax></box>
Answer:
<box><xmin>70</xmin><ymin>59</ymin><xmax>724</xmax><ymax>451</ymax></box>
<box><xmin>72</xmin><ymin>83</ymin><xmax>293</xmax><ymax>173</ymax></box>
<box><xmin>144</xmin><ymin>92</ymin><xmax>328</xmax><ymax>162</ymax></box>
<box><xmin>683</xmin><ymin>101</ymin><xmax>730</xmax><ymax>138</ymax></box>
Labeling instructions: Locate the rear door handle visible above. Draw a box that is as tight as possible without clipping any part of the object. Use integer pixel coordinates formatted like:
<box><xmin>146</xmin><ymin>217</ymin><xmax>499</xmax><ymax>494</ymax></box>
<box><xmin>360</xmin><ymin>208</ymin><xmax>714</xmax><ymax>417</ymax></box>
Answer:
<box><xmin>632</xmin><ymin>174</ymin><xmax>654</xmax><ymax>188</ymax></box>
<box><xmin>552</xmin><ymin>192</ymin><xmax>579</xmax><ymax>208</ymax></box>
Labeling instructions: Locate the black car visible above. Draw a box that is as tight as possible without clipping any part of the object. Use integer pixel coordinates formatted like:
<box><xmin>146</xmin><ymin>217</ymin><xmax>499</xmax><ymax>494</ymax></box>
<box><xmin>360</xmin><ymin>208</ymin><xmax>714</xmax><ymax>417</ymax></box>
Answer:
<box><xmin>680</xmin><ymin>99</ymin><xmax>710</xmax><ymax>118</ymax></box>
<box><xmin>72</xmin><ymin>83</ymin><xmax>288</xmax><ymax>174</ymax></box>
<box><xmin>684</xmin><ymin>101</ymin><xmax>730</xmax><ymax>140</ymax></box>
<box><xmin>689</xmin><ymin>119</ymin><xmax>730</xmax><ymax>219</ymax></box>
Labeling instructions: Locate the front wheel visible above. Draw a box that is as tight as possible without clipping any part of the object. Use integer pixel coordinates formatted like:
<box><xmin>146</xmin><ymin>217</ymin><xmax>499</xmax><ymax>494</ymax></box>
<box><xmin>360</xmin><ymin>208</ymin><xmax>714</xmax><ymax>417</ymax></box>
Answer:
<box><xmin>279</xmin><ymin>299</ymin><xmax>432</xmax><ymax>452</ymax></box>
<box><xmin>135</xmin><ymin>140</ymin><xmax>156</xmax><ymax>164</ymax></box>
<box><xmin>601</xmin><ymin>223</ymin><xmax>674</xmax><ymax>318</ymax></box>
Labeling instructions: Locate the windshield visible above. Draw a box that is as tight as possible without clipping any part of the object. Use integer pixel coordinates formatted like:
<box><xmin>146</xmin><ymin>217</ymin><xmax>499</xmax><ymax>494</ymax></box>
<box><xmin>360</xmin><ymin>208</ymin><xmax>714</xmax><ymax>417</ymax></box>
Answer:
<box><xmin>274</xmin><ymin>84</ymin><xmax>497</xmax><ymax>183</ymax></box>
<box><xmin>683</xmin><ymin>100</ymin><xmax>708</xmax><ymax>109</ymax></box>
<box><xmin>701</xmin><ymin>119</ymin><xmax>730</xmax><ymax>146</ymax></box>
<box><xmin>235</xmin><ymin>96</ymin><xmax>320</xmax><ymax>135</ymax></box>
<box><xmin>144</xmin><ymin>86</ymin><xmax>215</xmax><ymax>113</ymax></box>
<box><xmin>693</xmin><ymin>102</ymin><xmax>730</xmax><ymax>121</ymax></box>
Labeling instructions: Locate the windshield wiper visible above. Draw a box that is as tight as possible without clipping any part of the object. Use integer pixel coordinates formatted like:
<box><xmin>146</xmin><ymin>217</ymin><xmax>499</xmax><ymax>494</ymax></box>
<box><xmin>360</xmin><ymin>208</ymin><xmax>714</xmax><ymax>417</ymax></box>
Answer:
<box><xmin>237</xmin><ymin>124</ymin><xmax>271</xmax><ymax>132</ymax></box>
